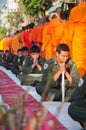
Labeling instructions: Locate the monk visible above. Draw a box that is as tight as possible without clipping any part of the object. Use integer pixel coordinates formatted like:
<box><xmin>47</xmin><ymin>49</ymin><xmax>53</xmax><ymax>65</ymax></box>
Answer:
<box><xmin>21</xmin><ymin>29</ymin><xmax>33</xmax><ymax>55</ymax></box>
<box><xmin>11</xmin><ymin>32</ymin><xmax>25</xmax><ymax>54</ymax></box>
<box><xmin>0</xmin><ymin>38</ymin><xmax>5</xmax><ymax>50</ymax></box>
<box><xmin>67</xmin><ymin>0</ymin><xmax>86</xmax><ymax>77</ymax></box>
<box><xmin>42</xmin><ymin>13</ymin><xmax>65</xmax><ymax>60</ymax></box>
<box><xmin>60</xmin><ymin>11</ymin><xmax>72</xmax><ymax>56</ymax></box>
<box><xmin>3</xmin><ymin>36</ymin><xmax>12</xmax><ymax>52</ymax></box>
<box><xmin>29</xmin><ymin>25</ymin><xmax>43</xmax><ymax>46</ymax></box>
<box><xmin>42</xmin><ymin>21</ymin><xmax>51</xmax><ymax>59</ymax></box>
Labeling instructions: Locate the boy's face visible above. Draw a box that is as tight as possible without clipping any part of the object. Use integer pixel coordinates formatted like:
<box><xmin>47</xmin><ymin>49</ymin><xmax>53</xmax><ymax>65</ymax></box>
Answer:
<box><xmin>0</xmin><ymin>51</ymin><xmax>3</xmax><ymax>55</ymax></box>
<box><xmin>31</xmin><ymin>52</ymin><xmax>40</xmax><ymax>59</ymax></box>
<box><xmin>22</xmin><ymin>51</ymin><xmax>28</xmax><ymax>57</ymax></box>
<box><xmin>56</xmin><ymin>51</ymin><xmax>69</xmax><ymax>64</ymax></box>
<box><xmin>5</xmin><ymin>52</ymin><xmax>9</xmax><ymax>56</ymax></box>
<box><xmin>18</xmin><ymin>51</ymin><xmax>22</xmax><ymax>57</ymax></box>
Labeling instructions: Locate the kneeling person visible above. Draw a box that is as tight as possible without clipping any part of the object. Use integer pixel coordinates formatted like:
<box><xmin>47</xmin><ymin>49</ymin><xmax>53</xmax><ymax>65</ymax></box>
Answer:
<box><xmin>68</xmin><ymin>74</ymin><xmax>86</xmax><ymax>129</ymax></box>
<box><xmin>36</xmin><ymin>43</ymin><xmax>80</xmax><ymax>101</ymax></box>
<box><xmin>18</xmin><ymin>45</ymin><xmax>46</xmax><ymax>86</ymax></box>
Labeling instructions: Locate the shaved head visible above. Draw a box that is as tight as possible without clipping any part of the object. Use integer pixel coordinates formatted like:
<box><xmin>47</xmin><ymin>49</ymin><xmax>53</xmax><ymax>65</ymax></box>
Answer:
<box><xmin>79</xmin><ymin>0</ymin><xmax>86</xmax><ymax>4</ymax></box>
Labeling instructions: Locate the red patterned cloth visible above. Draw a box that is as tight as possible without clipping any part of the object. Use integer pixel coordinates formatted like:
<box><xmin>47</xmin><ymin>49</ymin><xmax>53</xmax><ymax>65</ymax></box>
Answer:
<box><xmin>0</xmin><ymin>70</ymin><xmax>67</xmax><ymax>130</ymax></box>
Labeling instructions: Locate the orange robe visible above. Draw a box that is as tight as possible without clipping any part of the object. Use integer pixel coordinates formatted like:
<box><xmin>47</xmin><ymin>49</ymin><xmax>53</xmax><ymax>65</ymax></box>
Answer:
<box><xmin>29</xmin><ymin>25</ymin><xmax>44</xmax><ymax>56</ymax></box>
<box><xmin>0</xmin><ymin>39</ymin><xmax>5</xmax><ymax>50</ymax></box>
<box><xmin>21</xmin><ymin>29</ymin><xmax>32</xmax><ymax>55</ymax></box>
<box><xmin>61</xmin><ymin>22</ymin><xmax>72</xmax><ymax>56</ymax></box>
<box><xmin>68</xmin><ymin>2</ymin><xmax>86</xmax><ymax>76</ymax></box>
<box><xmin>11</xmin><ymin>33</ymin><xmax>25</xmax><ymax>54</ymax></box>
<box><xmin>29</xmin><ymin>25</ymin><xmax>43</xmax><ymax>45</ymax></box>
<box><xmin>3</xmin><ymin>37</ymin><xmax>12</xmax><ymax>52</ymax></box>
<box><xmin>42</xmin><ymin>22</ymin><xmax>52</xmax><ymax>59</ymax></box>
<box><xmin>47</xmin><ymin>18</ymin><xmax>64</xmax><ymax>58</ymax></box>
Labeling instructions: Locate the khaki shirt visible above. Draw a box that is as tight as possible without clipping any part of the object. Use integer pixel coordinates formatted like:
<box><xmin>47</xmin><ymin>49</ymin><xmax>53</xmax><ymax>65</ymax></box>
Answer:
<box><xmin>42</xmin><ymin>57</ymin><xmax>80</xmax><ymax>89</ymax></box>
<box><xmin>22</xmin><ymin>56</ymin><xmax>46</xmax><ymax>74</ymax></box>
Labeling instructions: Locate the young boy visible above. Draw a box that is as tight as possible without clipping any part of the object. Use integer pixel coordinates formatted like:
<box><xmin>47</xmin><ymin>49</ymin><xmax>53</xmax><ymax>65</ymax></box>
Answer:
<box><xmin>18</xmin><ymin>45</ymin><xmax>46</xmax><ymax>86</ymax></box>
<box><xmin>36</xmin><ymin>43</ymin><xmax>80</xmax><ymax>101</ymax></box>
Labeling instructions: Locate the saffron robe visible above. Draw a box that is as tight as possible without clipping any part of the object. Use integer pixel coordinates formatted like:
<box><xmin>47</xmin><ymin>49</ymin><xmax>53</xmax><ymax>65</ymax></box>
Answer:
<box><xmin>68</xmin><ymin>2</ymin><xmax>86</xmax><ymax>76</ymax></box>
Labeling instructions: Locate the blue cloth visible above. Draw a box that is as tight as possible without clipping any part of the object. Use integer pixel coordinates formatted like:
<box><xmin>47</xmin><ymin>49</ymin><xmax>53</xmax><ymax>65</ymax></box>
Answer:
<box><xmin>48</xmin><ymin>2</ymin><xmax>63</xmax><ymax>13</ymax></box>
<box><xmin>32</xmin><ymin>41</ymin><xmax>36</xmax><ymax>45</ymax></box>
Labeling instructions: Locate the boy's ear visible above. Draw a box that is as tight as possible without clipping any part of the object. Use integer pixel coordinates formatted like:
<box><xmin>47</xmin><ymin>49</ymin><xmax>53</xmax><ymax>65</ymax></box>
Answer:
<box><xmin>56</xmin><ymin>52</ymin><xmax>59</xmax><ymax>57</ymax></box>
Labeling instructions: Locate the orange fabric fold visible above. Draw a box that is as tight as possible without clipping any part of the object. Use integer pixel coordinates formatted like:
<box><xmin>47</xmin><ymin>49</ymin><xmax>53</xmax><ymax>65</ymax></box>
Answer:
<box><xmin>11</xmin><ymin>33</ymin><xmax>25</xmax><ymax>54</ymax></box>
<box><xmin>68</xmin><ymin>2</ymin><xmax>86</xmax><ymax>76</ymax></box>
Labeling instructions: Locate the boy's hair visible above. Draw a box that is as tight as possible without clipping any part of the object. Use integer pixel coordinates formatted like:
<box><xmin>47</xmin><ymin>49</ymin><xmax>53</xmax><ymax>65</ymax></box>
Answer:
<box><xmin>56</xmin><ymin>43</ymin><xmax>70</xmax><ymax>53</ymax></box>
<box><xmin>22</xmin><ymin>47</ymin><xmax>29</xmax><ymax>52</ymax></box>
<box><xmin>30</xmin><ymin>45</ymin><xmax>40</xmax><ymax>53</ymax></box>
<box><xmin>17</xmin><ymin>49</ymin><xmax>22</xmax><ymax>53</ymax></box>
<box><xmin>0</xmin><ymin>50</ymin><xmax>3</xmax><ymax>52</ymax></box>
<box><xmin>5</xmin><ymin>50</ymin><xmax>10</xmax><ymax>53</ymax></box>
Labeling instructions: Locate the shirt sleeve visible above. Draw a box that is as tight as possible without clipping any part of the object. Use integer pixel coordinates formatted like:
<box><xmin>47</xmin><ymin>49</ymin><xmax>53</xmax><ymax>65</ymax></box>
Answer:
<box><xmin>69</xmin><ymin>63</ymin><xmax>80</xmax><ymax>87</ymax></box>
<box><xmin>22</xmin><ymin>57</ymin><xmax>33</xmax><ymax>74</ymax></box>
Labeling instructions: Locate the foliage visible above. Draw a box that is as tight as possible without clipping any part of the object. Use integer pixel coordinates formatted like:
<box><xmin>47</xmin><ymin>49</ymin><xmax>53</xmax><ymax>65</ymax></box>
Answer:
<box><xmin>6</xmin><ymin>1</ymin><xmax>29</xmax><ymax>34</ymax></box>
<box><xmin>22</xmin><ymin>0</ymin><xmax>55</xmax><ymax>17</ymax></box>
<box><xmin>0</xmin><ymin>27</ymin><xmax>6</xmax><ymax>37</ymax></box>
<box><xmin>6</xmin><ymin>11</ymin><xmax>24</xmax><ymax>29</ymax></box>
